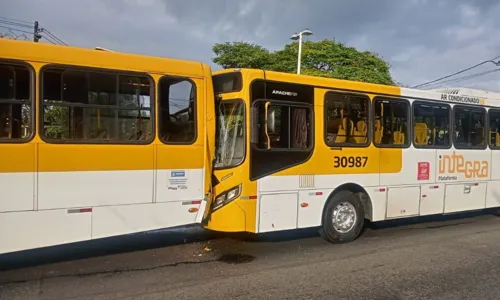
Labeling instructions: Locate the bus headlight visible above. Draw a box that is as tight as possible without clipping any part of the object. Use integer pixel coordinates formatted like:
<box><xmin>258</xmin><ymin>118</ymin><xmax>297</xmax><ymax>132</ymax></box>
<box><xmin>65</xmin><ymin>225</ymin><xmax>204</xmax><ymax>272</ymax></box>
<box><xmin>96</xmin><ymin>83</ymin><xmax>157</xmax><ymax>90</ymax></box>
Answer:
<box><xmin>212</xmin><ymin>184</ymin><xmax>242</xmax><ymax>211</ymax></box>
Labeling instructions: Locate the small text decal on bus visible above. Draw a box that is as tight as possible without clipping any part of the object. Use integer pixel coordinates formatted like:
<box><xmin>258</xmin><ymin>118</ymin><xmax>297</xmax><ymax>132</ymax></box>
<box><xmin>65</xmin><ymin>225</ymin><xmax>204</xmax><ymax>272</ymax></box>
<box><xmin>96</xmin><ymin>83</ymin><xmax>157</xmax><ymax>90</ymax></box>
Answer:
<box><xmin>438</xmin><ymin>152</ymin><xmax>488</xmax><ymax>180</ymax></box>
<box><xmin>440</xmin><ymin>93</ymin><xmax>485</xmax><ymax>105</ymax></box>
<box><xmin>272</xmin><ymin>90</ymin><xmax>298</xmax><ymax>97</ymax></box>
<box><xmin>171</xmin><ymin>171</ymin><xmax>185</xmax><ymax>177</ymax></box>
<box><xmin>334</xmin><ymin>156</ymin><xmax>368</xmax><ymax>168</ymax></box>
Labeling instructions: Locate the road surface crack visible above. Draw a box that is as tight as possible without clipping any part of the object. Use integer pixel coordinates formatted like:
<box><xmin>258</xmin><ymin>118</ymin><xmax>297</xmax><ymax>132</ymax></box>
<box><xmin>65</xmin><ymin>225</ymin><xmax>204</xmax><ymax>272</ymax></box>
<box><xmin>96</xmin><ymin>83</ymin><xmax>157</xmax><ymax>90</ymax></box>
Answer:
<box><xmin>0</xmin><ymin>258</ymin><xmax>218</xmax><ymax>285</ymax></box>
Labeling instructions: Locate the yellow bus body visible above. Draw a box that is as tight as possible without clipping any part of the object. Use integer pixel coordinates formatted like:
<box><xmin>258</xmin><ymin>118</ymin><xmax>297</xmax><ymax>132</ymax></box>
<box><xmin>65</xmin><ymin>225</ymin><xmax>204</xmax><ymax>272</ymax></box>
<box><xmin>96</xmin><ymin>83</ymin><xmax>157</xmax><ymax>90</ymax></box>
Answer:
<box><xmin>0</xmin><ymin>38</ymin><xmax>215</xmax><ymax>254</ymax></box>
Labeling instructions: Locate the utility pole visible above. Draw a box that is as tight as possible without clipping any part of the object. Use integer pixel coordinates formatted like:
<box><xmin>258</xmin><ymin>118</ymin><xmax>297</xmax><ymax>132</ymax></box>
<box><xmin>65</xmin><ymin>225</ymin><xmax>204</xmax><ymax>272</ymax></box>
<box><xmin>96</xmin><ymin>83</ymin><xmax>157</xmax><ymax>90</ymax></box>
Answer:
<box><xmin>33</xmin><ymin>21</ymin><xmax>41</xmax><ymax>42</ymax></box>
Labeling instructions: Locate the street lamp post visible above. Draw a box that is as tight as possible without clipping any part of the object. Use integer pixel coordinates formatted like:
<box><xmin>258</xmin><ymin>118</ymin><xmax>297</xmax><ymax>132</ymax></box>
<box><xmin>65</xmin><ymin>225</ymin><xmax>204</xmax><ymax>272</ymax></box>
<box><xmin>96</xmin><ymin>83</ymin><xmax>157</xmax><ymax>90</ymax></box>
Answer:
<box><xmin>290</xmin><ymin>29</ymin><xmax>313</xmax><ymax>75</ymax></box>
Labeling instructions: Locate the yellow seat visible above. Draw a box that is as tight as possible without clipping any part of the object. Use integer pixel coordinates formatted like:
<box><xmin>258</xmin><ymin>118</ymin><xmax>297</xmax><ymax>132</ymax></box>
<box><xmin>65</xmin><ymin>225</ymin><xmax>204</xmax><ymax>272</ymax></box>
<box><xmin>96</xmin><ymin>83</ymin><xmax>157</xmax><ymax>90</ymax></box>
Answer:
<box><xmin>393</xmin><ymin>131</ymin><xmax>405</xmax><ymax>145</ymax></box>
<box><xmin>334</xmin><ymin>126</ymin><xmax>346</xmax><ymax>143</ymax></box>
<box><xmin>392</xmin><ymin>123</ymin><xmax>405</xmax><ymax>145</ymax></box>
<box><xmin>334</xmin><ymin>117</ymin><xmax>353</xmax><ymax>143</ymax></box>
<box><xmin>374</xmin><ymin>119</ymin><xmax>383</xmax><ymax>144</ymax></box>
<box><xmin>414</xmin><ymin>123</ymin><xmax>428</xmax><ymax>145</ymax></box>
<box><xmin>353</xmin><ymin>120</ymin><xmax>367</xmax><ymax>144</ymax></box>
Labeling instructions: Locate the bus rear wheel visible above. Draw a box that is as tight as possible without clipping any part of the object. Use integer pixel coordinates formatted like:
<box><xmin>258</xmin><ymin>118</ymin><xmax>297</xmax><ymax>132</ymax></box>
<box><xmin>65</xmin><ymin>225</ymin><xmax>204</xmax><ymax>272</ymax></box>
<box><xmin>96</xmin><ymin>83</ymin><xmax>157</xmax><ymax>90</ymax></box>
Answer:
<box><xmin>321</xmin><ymin>190</ymin><xmax>365</xmax><ymax>244</ymax></box>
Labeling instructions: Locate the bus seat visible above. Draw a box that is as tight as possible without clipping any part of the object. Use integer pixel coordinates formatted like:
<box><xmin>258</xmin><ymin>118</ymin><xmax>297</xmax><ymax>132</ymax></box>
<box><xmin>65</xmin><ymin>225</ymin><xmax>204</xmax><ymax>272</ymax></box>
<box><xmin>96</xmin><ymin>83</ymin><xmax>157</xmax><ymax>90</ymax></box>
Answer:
<box><xmin>353</xmin><ymin>120</ymin><xmax>367</xmax><ymax>143</ymax></box>
<box><xmin>356</xmin><ymin>120</ymin><xmax>367</xmax><ymax>133</ymax></box>
<box><xmin>334</xmin><ymin>125</ymin><xmax>347</xmax><ymax>143</ymax></box>
<box><xmin>345</xmin><ymin>118</ymin><xmax>354</xmax><ymax>136</ymax></box>
<box><xmin>414</xmin><ymin>123</ymin><xmax>428</xmax><ymax>145</ymax></box>
<box><xmin>374</xmin><ymin>119</ymin><xmax>383</xmax><ymax>144</ymax></box>
<box><xmin>393</xmin><ymin>131</ymin><xmax>404</xmax><ymax>145</ymax></box>
<box><xmin>393</xmin><ymin>124</ymin><xmax>405</xmax><ymax>145</ymax></box>
<box><xmin>335</xmin><ymin>117</ymin><xmax>353</xmax><ymax>144</ymax></box>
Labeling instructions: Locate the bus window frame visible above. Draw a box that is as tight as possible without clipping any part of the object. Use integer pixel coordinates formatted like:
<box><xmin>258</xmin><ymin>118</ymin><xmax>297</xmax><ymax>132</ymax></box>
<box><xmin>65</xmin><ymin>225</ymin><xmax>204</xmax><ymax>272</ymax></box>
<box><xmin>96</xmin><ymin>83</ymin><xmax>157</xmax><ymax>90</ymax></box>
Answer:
<box><xmin>213</xmin><ymin>71</ymin><xmax>243</xmax><ymax>94</ymax></box>
<box><xmin>411</xmin><ymin>100</ymin><xmax>453</xmax><ymax>150</ymax></box>
<box><xmin>323</xmin><ymin>90</ymin><xmax>371</xmax><ymax>149</ymax></box>
<box><xmin>0</xmin><ymin>59</ymin><xmax>36</xmax><ymax>144</ymax></box>
<box><xmin>39</xmin><ymin>63</ymin><xmax>155</xmax><ymax>145</ymax></box>
<box><xmin>250</xmin><ymin>98</ymin><xmax>314</xmax><ymax>153</ymax></box>
<box><xmin>157</xmin><ymin>75</ymin><xmax>198</xmax><ymax>145</ymax></box>
<box><xmin>452</xmin><ymin>104</ymin><xmax>487</xmax><ymax>150</ymax></box>
<box><xmin>488</xmin><ymin>107</ymin><xmax>500</xmax><ymax>150</ymax></box>
<box><xmin>372</xmin><ymin>96</ymin><xmax>411</xmax><ymax>149</ymax></box>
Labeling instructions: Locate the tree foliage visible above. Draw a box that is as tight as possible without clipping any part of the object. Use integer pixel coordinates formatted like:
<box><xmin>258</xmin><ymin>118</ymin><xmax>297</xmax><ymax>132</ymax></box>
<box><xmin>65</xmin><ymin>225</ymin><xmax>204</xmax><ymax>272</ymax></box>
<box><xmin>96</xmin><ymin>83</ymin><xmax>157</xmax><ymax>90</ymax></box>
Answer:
<box><xmin>212</xmin><ymin>39</ymin><xmax>395</xmax><ymax>85</ymax></box>
<box><xmin>213</xmin><ymin>42</ymin><xmax>274</xmax><ymax>69</ymax></box>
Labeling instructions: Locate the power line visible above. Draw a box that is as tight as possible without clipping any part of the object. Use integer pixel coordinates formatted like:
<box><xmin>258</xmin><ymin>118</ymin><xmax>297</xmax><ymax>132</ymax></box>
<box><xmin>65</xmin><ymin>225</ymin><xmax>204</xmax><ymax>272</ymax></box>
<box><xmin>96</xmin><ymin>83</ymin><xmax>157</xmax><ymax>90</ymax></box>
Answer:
<box><xmin>0</xmin><ymin>25</ymin><xmax>32</xmax><ymax>35</ymax></box>
<box><xmin>0</xmin><ymin>15</ymin><xmax>67</xmax><ymax>45</ymax></box>
<box><xmin>41</xmin><ymin>28</ymin><xmax>67</xmax><ymax>46</ymax></box>
<box><xmin>423</xmin><ymin>68</ymin><xmax>500</xmax><ymax>89</ymax></box>
<box><xmin>411</xmin><ymin>56</ymin><xmax>500</xmax><ymax>88</ymax></box>
<box><xmin>41</xmin><ymin>33</ymin><xmax>57</xmax><ymax>45</ymax></box>
<box><xmin>0</xmin><ymin>19</ymin><xmax>33</xmax><ymax>29</ymax></box>
<box><xmin>0</xmin><ymin>16</ymin><xmax>32</xmax><ymax>25</ymax></box>
<box><xmin>435</xmin><ymin>69</ymin><xmax>499</xmax><ymax>86</ymax></box>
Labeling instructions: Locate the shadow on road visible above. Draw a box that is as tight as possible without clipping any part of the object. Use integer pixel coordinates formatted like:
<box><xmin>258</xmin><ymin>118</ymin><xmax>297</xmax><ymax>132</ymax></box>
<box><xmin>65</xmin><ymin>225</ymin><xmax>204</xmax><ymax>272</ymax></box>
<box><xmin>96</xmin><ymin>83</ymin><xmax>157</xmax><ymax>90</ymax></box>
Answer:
<box><xmin>222</xmin><ymin>208</ymin><xmax>500</xmax><ymax>244</ymax></box>
<box><xmin>0</xmin><ymin>225</ymin><xmax>220</xmax><ymax>271</ymax></box>
<box><xmin>2</xmin><ymin>208</ymin><xmax>498</xmax><ymax>271</ymax></box>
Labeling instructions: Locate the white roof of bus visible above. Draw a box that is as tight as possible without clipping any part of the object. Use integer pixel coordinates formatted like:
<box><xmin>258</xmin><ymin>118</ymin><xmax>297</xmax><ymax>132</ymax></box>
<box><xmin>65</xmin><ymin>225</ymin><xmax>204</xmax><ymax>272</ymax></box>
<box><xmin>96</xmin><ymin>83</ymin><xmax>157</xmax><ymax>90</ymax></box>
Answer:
<box><xmin>429</xmin><ymin>87</ymin><xmax>500</xmax><ymax>101</ymax></box>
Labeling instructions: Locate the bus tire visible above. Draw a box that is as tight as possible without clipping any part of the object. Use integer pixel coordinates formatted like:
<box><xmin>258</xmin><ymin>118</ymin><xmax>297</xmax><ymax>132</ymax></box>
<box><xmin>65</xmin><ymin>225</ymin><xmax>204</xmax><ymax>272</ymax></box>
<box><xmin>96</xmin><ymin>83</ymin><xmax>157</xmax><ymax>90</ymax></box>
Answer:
<box><xmin>321</xmin><ymin>190</ymin><xmax>365</xmax><ymax>244</ymax></box>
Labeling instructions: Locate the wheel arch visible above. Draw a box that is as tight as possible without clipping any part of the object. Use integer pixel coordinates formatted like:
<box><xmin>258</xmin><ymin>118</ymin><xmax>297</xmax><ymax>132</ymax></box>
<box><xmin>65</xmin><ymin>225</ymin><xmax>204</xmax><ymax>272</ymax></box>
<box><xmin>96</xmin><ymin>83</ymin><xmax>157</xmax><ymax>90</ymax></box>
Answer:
<box><xmin>321</xmin><ymin>183</ymin><xmax>373</xmax><ymax>225</ymax></box>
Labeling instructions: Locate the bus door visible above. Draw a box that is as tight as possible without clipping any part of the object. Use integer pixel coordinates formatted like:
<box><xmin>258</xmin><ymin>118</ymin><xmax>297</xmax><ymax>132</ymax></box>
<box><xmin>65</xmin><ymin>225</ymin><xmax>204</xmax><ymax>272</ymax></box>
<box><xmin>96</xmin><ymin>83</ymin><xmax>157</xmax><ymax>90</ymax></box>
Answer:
<box><xmin>156</xmin><ymin>75</ymin><xmax>211</xmax><ymax>227</ymax></box>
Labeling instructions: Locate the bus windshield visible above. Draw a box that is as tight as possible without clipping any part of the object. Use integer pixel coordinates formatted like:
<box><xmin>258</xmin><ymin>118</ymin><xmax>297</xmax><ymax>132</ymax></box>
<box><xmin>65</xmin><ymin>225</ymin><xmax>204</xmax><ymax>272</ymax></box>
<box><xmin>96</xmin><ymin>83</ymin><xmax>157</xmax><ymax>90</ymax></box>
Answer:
<box><xmin>214</xmin><ymin>100</ymin><xmax>245</xmax><ymax>169</ymax></box>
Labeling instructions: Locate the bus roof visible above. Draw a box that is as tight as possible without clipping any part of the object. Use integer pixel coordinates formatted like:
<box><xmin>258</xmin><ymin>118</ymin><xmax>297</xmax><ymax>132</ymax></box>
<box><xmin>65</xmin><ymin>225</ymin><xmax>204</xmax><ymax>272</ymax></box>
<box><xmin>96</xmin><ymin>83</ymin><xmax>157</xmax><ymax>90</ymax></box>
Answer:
<box><xmin>429</xmin><ymin>87</ymin><xmax>500</xmax><ymax>101</ymax></box>
<box><xmin>0</xmin><ymin>38</ymin><xmax>210</xmax><ymax>78</ymax></box>
<box><xmin>213</xmin><ymin>68</ymin><xmax>500</xmax><ymax>107</ymax></box>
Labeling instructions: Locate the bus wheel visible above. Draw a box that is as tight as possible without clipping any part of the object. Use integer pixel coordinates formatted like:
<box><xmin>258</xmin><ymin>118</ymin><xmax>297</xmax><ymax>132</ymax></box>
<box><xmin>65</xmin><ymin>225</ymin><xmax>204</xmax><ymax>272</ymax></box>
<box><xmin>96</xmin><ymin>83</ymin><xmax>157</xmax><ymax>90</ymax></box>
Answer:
<box><xmin>321</xmin><ymin>190</ymin><xmax>365</xmax><ymax>244</ymax></box>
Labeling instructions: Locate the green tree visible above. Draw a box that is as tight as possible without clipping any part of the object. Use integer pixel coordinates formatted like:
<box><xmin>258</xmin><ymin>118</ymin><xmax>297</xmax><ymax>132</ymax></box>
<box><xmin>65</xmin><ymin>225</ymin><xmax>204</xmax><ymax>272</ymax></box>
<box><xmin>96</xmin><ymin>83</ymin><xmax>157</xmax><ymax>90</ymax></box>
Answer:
<box><xmin>212</xmin><ymin>39</ymin><xmax>395</xmax><ymax>85</ymax></box>
<box><xmin>213</xmin><ymin>42</ymin><xmax>274</xmax><ymax>69</ymax></box>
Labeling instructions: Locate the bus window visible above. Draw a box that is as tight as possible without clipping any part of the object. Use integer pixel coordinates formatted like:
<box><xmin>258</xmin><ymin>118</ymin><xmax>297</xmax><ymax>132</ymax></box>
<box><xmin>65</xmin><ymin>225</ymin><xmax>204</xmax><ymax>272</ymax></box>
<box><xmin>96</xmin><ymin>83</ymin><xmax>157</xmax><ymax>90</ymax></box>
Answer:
<box><xmin>0</xmin><ymin>63</ymin><xmax>32</xmax><ymax>141</ymax></box>
<box><xmin>158</xmin><ymin>76</ymin><xmax>196</xmax><ymax>144</ymax></box>
<box><xmin>249</xmin><ymin>80</ymin><xmax>315</xmax><ymax>180</ymax></box>
<box><xmin>324</xmin><ymin>92</ymin><xmax>369</xmax><ymax>147</ymax></box>
<box><xmin>373</xmin><ymin>98</ymin><xmax>410</xmax><ymax>147</ymax></box>
<box><xmin>489</xmin><ymin>109</ymin><xmax>500</xmax><ymax>148</ymax></box>
<box><xmin>253</xmin><ymin>101</ymin><xmax>312</xmax><ymax>150</ymax></box>
<box><xmin>213</xmin><ymin>72</ymin><xmax>242</xmax><ymax>94</ymax></box>
<box><xmin>453</xmin><ymin>106</ymin><xmax>486</xmax><ymax>149</ymax></box>
<box><xmin>41</xmin><ymin>68</ymin><xmax>153</xmax><ymax>142</ymax></box>
<box><xmin>214</xmin><ymin>100</ymin><xmax>245</xmax><ymax>169</ymax></box>
<box><xmin>413</xmin><ymin>102</ymin><xmax>450</xmax><ymax>148</ymax></box>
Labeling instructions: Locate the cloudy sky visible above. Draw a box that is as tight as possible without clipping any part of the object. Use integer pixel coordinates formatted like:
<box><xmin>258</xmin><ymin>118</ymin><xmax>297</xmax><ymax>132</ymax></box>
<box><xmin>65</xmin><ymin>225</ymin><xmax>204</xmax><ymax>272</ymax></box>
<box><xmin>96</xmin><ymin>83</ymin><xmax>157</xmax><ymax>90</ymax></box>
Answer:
<box><xmin>2</xmin><ymin>0</ymin><xmax>500</xmax><ymax>91</ymax></box>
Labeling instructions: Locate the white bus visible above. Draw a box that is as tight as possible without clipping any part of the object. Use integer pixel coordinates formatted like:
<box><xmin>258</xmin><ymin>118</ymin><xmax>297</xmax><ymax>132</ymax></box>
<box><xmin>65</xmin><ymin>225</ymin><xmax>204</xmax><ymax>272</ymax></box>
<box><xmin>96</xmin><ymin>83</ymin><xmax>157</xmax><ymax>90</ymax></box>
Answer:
<box><xmin>204</xmin><ymin>68</ymin><xmax>500</xmax><ymax>244</ymax></box>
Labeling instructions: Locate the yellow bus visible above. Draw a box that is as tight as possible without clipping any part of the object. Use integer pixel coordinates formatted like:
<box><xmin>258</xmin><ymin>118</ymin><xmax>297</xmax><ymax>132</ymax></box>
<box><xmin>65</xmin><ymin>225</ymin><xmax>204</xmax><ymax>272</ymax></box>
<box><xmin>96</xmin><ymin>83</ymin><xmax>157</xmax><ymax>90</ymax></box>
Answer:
<box><xmin>3</xmin><ymin>38</ymin><xmax>500</xmax><ymax>254</ymax></box>
<box><xmin>0</xmin><ymin>38</ymin><xmax>215</xmax><ymax>254</ymax></box>
<box><xmin>206</xmin><ymin>68</ymin><xmax>500</xmax><ymax>244</ymax></box>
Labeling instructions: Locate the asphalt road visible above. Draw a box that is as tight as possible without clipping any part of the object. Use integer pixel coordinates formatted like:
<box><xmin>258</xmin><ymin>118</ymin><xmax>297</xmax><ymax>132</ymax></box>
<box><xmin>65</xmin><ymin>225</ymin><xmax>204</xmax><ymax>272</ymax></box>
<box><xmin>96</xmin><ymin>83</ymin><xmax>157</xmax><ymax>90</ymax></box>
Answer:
<box><xmin>1</xmin><ymin>213</ymin><xmax>500</xmax><ymax>300</ymax></box>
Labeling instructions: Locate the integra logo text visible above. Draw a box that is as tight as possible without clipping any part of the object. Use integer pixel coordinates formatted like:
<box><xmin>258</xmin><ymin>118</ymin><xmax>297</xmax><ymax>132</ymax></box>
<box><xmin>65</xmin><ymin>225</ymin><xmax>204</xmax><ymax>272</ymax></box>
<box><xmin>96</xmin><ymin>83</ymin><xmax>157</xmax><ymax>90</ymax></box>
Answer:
<box><xmin>272</xmin><ymin>90</ymin><xmax>298</xmax><ymax>97</ymax></box>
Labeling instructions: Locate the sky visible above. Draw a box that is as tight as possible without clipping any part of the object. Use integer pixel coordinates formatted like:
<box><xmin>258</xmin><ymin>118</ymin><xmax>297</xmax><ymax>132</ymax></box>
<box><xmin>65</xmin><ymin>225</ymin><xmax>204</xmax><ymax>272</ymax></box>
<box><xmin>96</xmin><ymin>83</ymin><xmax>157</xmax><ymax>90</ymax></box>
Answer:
<box><xmin>2</xmin><ymin>0</ymin><xmax>500</xmax><ymax>91</ymax></box>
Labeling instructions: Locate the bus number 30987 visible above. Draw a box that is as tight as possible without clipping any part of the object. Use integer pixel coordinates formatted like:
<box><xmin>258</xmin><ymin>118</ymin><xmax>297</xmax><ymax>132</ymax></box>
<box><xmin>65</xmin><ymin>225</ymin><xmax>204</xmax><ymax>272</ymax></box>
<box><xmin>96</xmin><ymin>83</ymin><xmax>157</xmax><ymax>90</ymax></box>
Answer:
<box><xmin>333</xmin><ymin>156</ymin><xmax>368</xmax><ymax>168</ymax></box>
